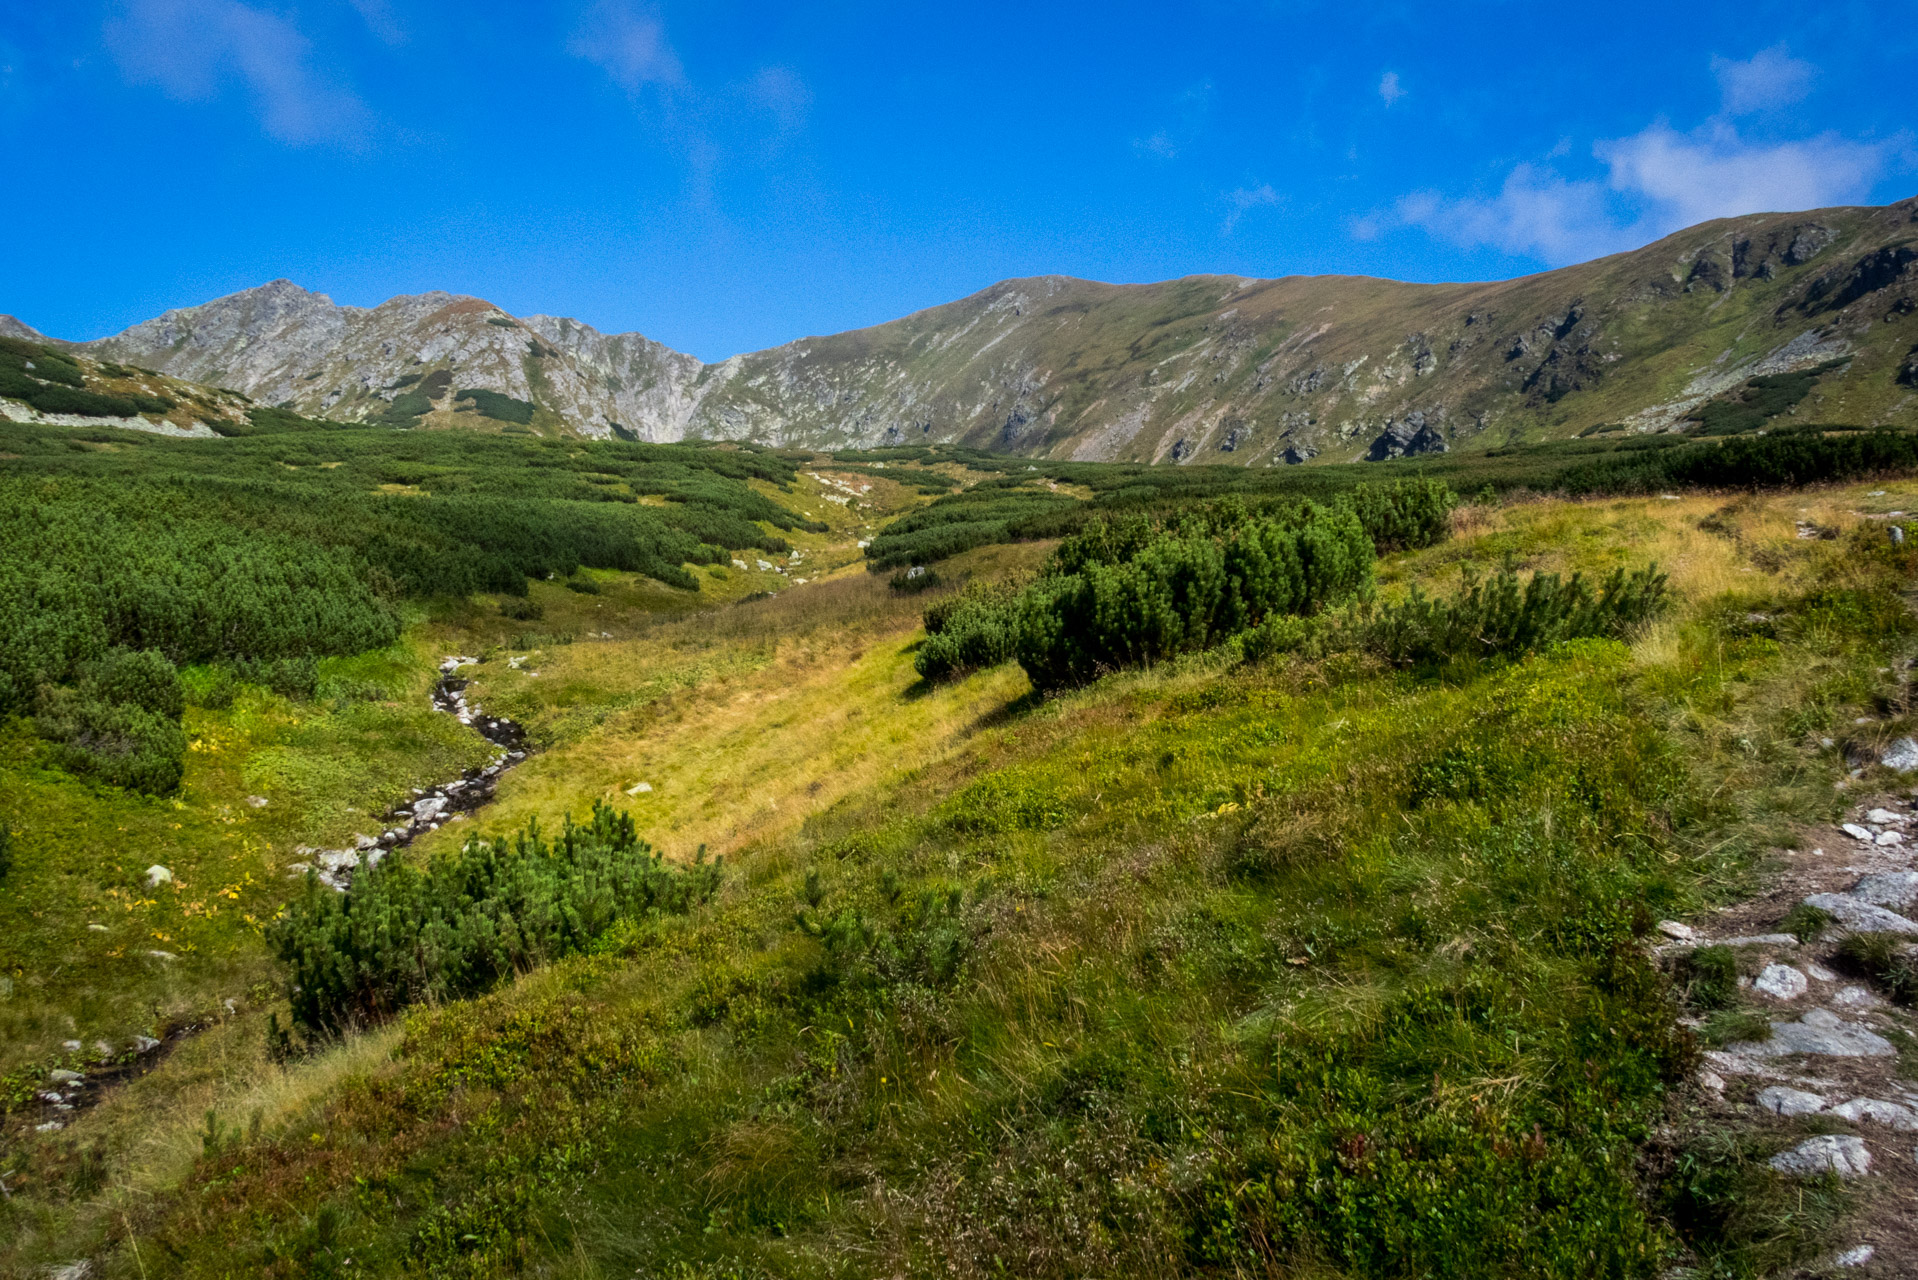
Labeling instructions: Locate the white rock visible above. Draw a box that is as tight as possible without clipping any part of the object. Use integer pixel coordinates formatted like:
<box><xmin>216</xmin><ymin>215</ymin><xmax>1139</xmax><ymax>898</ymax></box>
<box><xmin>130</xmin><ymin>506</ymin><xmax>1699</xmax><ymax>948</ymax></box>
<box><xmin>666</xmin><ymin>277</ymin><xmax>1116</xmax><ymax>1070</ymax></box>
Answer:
<box><xmin>61</xmin><ymin>1039</ymin><xmax>82</xmax><ymax>1053</ymax></box>
<box><xmin>1867</xmin><ymin>808</ymin><xmax>1907</xmax><ymax>825</ymax></box>
<box><xmin>245</xmin><ymin>795</ymin><xmax>269</xmax><ymax>808</ymax></box>
<box><xmin>353</xmin><ymin>833</ymin><xmax>377</xmax><ymax>850</ymax></box>
<box><xmin>1883</xmin><ymin>738</ymin><xmax>1918</xmax><ymax>773</ymax></box>
<box><xmin>48</xmin><ymin>1068</ymin><xmax>82</xmax><ymax>1084</ymax></box>
<box><xmin>35</xmin><ymin>1121</ymin><xmax>64</xmax><ymax>1132</ymax></box>
<box><xmin>1879</xmin><ymin>830</ymin><xmax>1905</xmax><ymax>846</ymax></box>
<box><xmin>1830</xmin><ymin>1097</ymin><xmax>1918</xmax><ymax>1129</ymax></box>
<box><xmin>1808</xmin><ymin>962</ymin><xmax>1838</xmax><ymax>981</ymax></box>
<box><xmin>1843</xmin><ymin>823</ymin><xmax>1876</xmax><ymax>843</ymax></box>
<box><xmin>131</xmin><ymin>1035</ymin><xmax>160</xmax><ymax>1053</ymax></box>
<box><xmin>1754</xmin><ymin>965</ymin><xmax>1809</xmax><ymax>1000</ymax></box>
<box><xmin>1834</xmin><ymin>1244</ymin><xmax>1875</xmax><ymax>1267</ymax></box>
<box><xmin>92</xmin><ymin>1040</ymin><xmax>113</xmax><ymax>1060</ymax></box>
<box><xmin>625</xmin><ymin>781</ymin><xmax>652</xmax><ymax>795</ymax></box>
<box><xmin>144</xmin><ymin>864</ymin><xmax>173</xmax><ymax>888</ymax></box>
<box><xmin>1831</xmin><ymin>985</ymin><xmax>1885</xmax><ymax>1010</ymax></box>
<box><xmin>1803</xmin><ymin>893</ymin><xmax>1918</xmax><ymax>935</ymax></box>
<box><xmin>1850</xmin><ymin>871</ymin><xmax>1918</xmax><ymax>908</ymax></box>
<box><xmin>412</xmin><ymin>796</ymin><xmax>446</xmax><ymax>822</ymax></box>
<box><xmin>1698</xmin><ymin>1069</ymin><xmax>1726</xmax><ymax>1092</ymax></box>
<box><xmin>147</xmin><ymin>950</ymin><xmax>177</xmax><ymax>961</ymax></box>
<box><xmin>46</xmin><ymin>1263</ymin><xmax>95</xmax><ymax>1280</ymax></box>
<box><xmin>1756</xmin><ymin>1085</ymin><xmax>1827</xmax><ymax>1116</ymax></box>
<box><xmin>1731</xmin><ymin>1008</ymin><xmax>1896</xmax><ymax>1058</ymax></box>
<box><xmin>1656</xmin><ymin>920</ymin><xmax>1697</xmax><ymax>942</ymax></box>
<box><xmin>1769</xmin><ymin>1134</ymin><xmax>1872</xmax><ymax>1177</ymax></box>
<box><xmin>1717</xmin><ymin>933</ymin><xmax>1802</xmax><ymax>947</ymax></box>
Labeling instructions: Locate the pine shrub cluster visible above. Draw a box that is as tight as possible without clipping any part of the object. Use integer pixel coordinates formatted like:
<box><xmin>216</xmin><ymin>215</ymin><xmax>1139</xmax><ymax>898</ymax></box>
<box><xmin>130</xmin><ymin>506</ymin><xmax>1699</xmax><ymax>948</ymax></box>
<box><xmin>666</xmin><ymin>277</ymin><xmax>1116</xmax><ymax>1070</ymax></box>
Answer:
<box><xmin>271</xmin><ymin>802</ymin><xmax>722</xmax><ymax>1034</ymax></box>
<box><xmin>1357</xmin><ymin>563</ymin><xmax>1671</xmax><ymax>666</ymax></box>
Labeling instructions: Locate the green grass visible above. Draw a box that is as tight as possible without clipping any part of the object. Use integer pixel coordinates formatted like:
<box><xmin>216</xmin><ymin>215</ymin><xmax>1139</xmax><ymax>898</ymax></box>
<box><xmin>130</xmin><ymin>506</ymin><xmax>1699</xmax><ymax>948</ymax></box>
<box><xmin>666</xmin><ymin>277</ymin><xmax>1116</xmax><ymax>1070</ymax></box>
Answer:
<box><xmin>3</xmin><ymin>475</ymin><xmax>1915</xmax><ymax>1278</ymax></box>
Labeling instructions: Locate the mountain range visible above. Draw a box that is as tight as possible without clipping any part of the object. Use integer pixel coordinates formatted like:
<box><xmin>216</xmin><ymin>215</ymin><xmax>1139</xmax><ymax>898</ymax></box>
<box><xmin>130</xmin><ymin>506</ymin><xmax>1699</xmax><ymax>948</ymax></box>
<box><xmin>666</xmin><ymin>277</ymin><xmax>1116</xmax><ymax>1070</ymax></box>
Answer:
<box><xmin>6</xmin><ymin>196</ymin><xmax>1916</xmax><ymax>464</ymax></box>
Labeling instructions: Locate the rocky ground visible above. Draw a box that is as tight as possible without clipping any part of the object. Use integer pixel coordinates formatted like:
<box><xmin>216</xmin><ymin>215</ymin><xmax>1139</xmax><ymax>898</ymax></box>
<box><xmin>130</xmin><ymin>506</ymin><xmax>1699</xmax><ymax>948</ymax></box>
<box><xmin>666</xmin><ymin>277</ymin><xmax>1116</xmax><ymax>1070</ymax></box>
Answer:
<box><xmin>1663</xmin><ymin>760</ymin><xmax>1918</xmax><ymax>1275</ymax></box>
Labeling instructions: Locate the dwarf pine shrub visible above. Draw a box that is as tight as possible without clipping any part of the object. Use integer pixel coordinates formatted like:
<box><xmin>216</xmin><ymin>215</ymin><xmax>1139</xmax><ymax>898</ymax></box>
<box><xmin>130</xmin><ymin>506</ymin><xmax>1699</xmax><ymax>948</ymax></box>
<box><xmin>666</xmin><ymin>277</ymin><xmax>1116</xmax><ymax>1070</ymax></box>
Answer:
<box><xmin>1017</xmin><ymin>502</ymin><xmax>1373</xmax><ymax>690</ymax></box>
<box><xmin>271</xmin><ymin>802</ymin><xmax>722</xmax><ymax>1034</ymax></box>
<box><xmin>1358</xmin><ymin>563</ymin><xmax>1670</xmax><ymax>666</ymax></box>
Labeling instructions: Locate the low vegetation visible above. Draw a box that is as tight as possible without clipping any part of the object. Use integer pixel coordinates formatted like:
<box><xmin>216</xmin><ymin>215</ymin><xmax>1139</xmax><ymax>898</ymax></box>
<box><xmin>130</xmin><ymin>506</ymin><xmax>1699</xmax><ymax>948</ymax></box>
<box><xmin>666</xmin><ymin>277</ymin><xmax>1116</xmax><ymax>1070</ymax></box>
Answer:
<box><xmin>0</xmin><ymin>424</ymin><xmax>1914</xmax><ymax>1279</ymax></box>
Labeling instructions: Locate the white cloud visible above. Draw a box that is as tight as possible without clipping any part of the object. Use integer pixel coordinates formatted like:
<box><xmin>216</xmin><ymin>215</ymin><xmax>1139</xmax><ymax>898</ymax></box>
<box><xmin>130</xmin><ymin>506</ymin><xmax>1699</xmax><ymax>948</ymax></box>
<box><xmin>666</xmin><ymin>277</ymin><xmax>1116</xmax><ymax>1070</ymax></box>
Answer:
<box><xmin>1713</xmin><ymin>44</ymin><xmax>1816</xmax><ymax>115</ymax></box>
<box><xmin>105</xmin><ymin>0</ymin><xmax>369</xmax><ymax>144</ymax></box>
<box><xmin>749</xmin><ymin>65</ymin><xmax>811</xmax><ymax>133</ymax></box>
<box><xmin>1385</xmin><ymin>164</ymin><xmax>1632</xmax><ymax>261</ymax></box>
<box><xmin>1598</xmin><ymin>121</ymin><xmax>1883</xmax><ymax>227</ymax></box>
<box><xmin>1378</xmin><ymin>71</ymin><xmax>1404</xmax><ymax>107</ymax></box>
<box><xmin>568</xmin><ymin>0</ymin><xmax>682</xmax><ymax>93</ymax></box>
<box><xmin>1222</xmin><ymin>184</ymin><xmax>1281</xmax><ymax>234</ymax></box>
<box><xmin>1374</xmin><ymin>121</ymin><xmax>1889</xmax><ymax>265</ymax></box>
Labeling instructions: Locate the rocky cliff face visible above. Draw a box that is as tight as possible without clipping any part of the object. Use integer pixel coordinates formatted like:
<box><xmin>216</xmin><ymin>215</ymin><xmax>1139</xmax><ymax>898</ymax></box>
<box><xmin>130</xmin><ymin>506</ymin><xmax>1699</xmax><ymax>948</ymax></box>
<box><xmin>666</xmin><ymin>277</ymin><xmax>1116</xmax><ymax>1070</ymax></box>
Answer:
<box><xmin>44</xmin><ymin>196</ymin><xmax>1918</xmax><ymax>461</ymax></box>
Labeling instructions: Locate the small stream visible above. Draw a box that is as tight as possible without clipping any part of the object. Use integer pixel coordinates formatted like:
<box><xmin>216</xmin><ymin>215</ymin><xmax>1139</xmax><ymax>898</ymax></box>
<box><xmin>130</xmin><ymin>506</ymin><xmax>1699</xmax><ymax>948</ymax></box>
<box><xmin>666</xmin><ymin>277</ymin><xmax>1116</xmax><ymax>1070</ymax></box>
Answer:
<box><xmin>19</xmin><ymin>657</ymin><xmax>530</xmax><ymax>1135</ymax></box>
<box><xmin>294</xmin><ymin>656</ymin><xmax>529</xmax><ymax>889</ymax></box>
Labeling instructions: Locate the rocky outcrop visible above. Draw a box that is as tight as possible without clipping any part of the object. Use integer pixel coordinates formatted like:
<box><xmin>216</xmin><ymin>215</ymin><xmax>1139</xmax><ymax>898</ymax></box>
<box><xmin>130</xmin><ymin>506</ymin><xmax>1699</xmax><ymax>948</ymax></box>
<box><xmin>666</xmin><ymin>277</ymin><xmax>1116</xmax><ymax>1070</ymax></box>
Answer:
<box><xmin>1366</xmin><ymin>411</ymin><xmax>1446</xmax><ymax>461</ymax></box>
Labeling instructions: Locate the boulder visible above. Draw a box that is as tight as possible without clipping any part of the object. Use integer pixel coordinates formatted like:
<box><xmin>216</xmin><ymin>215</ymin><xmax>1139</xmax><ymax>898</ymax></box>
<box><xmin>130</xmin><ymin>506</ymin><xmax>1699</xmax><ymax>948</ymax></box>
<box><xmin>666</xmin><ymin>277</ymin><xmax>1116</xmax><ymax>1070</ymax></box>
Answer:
<box><xmin>1802</xmin><ymin>892</ymin><xmax>1918</xmax><ymax>935</ymax></box>
<box><xmin>1730</xmin><ymin>1008</ymin><xmax>1896</xmax><ymax>1058</ymax></box>
<box><xmin>1866</xmin><ymin>808</ymin><xmax>1907</xmax><ymax>825</ymax></box>
<box><xmin>1842</xmin><ymin>823</ymin><xmax>1875</xmax><ymax>843</ymax></box>
<box><xmin>1753</xmin><ymin>964</ymin><xmax>1809</xmax><ymax>1000</ymax></box>
<box><xmin>1850</xmin><ymin>871</ymin><xmax>1918</xmax><ymax>909</ymax></box>
<box><xmin>1881</xmin><ymin>737</ymin><xmax>1918</xmax><ymax>773</ymax></box>
<box><xmin>1769</xmin><ymin>1133</ymin><xmax>1871</xmax><ymax>1177</ymax></box>
<box><xmin>1756</xmin><ymin>1085</ymin><xmax>1827</xmax><ymax>1116</ymax></box>
<box><xmin>1829</xmin><ymin>1097</ymin><xmax>1918</xmax><ymax>1129</ymax></box>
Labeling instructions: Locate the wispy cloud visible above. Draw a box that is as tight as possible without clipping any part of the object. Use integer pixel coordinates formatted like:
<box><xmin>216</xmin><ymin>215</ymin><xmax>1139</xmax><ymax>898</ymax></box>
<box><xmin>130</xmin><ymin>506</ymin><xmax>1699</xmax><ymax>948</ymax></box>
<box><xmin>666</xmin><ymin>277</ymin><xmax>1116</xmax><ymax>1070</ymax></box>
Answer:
<box><xmin>347</xmin><ymin>0</ymin><xmax>406</xmax><ymax>47</ymax></box>
<box><xmin>1378</xmin><ymin>71</ymin><xmax>1404</xmax><ymax>107</ymax></box>
<box><xmin>105</xmin><ymin>0</ymin><xmax>370</xmax><ymax>145</ymax></box>
<box><xmin>1713</xmin><ymin>44</ymin><xmax>1815</xmax><ymax>115</ymax></box>
<box><xmin>1374</xmin><ymin>125</ymin><xmax>1887</xmax><ymax>263</ymax></box>
<box><xmin>568</xmin><ymin>0</ymin><xmax>683</xmax><ymax>94</ymax></box>
<box><xmin>1131</xmin><ymin>80</ymin><xmax>1213</xmax><ymax>161</ymax></box>
<box><xmin>1222</xmin><ymin>183</ymin><xmax>1281</xmax><ymax>234</ymax></box>
<box><xmin>749</xmin><ymin>65</ymin><xmax>812</xmax><ymax>134</ymax></box>
<box><xmin>1361</xmin><ymin>50</ymin><xmax>1894</xmax><ymax>265</ymax></box>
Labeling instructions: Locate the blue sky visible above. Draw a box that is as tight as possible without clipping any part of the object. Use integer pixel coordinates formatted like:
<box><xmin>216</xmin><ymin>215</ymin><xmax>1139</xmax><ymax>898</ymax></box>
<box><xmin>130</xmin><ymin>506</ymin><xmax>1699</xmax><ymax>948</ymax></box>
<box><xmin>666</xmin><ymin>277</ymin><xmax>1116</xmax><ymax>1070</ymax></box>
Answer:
<box><xmin>1</xmin><ymin>1</ymin><xmax>1913</xmax><ymax>361</ymax></box>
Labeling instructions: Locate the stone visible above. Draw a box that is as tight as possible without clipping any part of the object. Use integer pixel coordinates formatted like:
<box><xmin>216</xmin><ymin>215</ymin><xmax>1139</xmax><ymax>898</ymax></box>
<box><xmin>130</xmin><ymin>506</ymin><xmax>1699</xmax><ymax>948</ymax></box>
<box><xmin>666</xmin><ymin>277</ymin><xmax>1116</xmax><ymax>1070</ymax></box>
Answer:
<box><xmin>1656</xmin><ymin>920</ymin><xmax>1697</xmax><ymax>941</ymax></box>
<box><xmin>144</xmin><ymin>864</ymin><xmax>173</xmax><ymax>888</ymax></box>
<box><xmin>1843</xmin><ymin>823</ymin><xmax>1876</xmax><ymax>843</ymax></box>
<box><xmin>1808</xmin><ymin>962</ymin><xmax>1838</xmax><ymax>981</ymax></box>
<box><xmin>1731</xmin><ymin>1008</ymin><xmax>1896</xmax><ymax>1058</ymax></box>
<box><xmin>1851</xmin><ymin>871</ymin><xmax>1918</xmax><ymax>909</ymax></box>
<box><xmin>353</xmin><ymin>833</ymin><xmax>377</xmax><ymax>850</ymax></box>
<box><xmin>1756</xmin><ymin>1085</ymin><xmax>1827</xmax><ymax>1116</ymax></box>
<box><xmin>1832</xmin><ymin>985</ymin><xmax>1885</xmax><ymax>1010</ymax></box>
<box><xmin>92</xmin><ymin>1040</ymin><xmax>113</xmax><ymax>1061</ymax></box>
<box><xmin>61</xmin><ymin>1039</ymin><xmax>81</xmax><ymax>1052</ymax></box>
<box><xmin>35</xmin><ymin>1121</ymin><xmax>63</xmax><ymax>1133</ymax></box>
<box><xmin>1803</xmin><ymin>892</ymin><xmax>1918</xmax><ymax>935</ymax></box>
<box><xmin>1829</xmin><ymin>1097</ymin><xmax>1918</xmax><ymax>1129</ymax></box>
<box><xmin>1769</xmin><ymin>1133</ymin><xmax>1871</xmax><ymax>1177</ymax></box>
<box><xmin>47</xmin><ymin>1263</ymin><xmax>95</xmax><ymax>1280</ymax></box>
<box><xmin>1753</xmin><ymin>964</ymin><xmax>1809</xmax><ymax>1000</ymax></box>
<box><xmin>625</xmin><ymin>781</ymin><xmax>653</xmax><ymax>795</ymax></box>
<box><xmin>48</xmin><ymin>1068</ymin><xmax>83</xmax><ymax>1084</ymax></box>
<box><xmin>1833</xmin><ymin>1245</ymin><xmax>1875</xmax><ymax>1267</ymax></box>
<box><xmin>1879</xmin><ymin>830</ymin><xmax>1905</xmax><ymax>846</ymax></box>
<box><xmin>1882</xmin><ymin>737</ymin><xmax>1918</xmax><ymax>773</ymax></box>
<box><xmin>246</xmin><ymin>795</ymin><xmax>269</xmax><ymax>808</ymax></box>
<box><xmin>1867</xmin><ymin>808</ymin><xmax>1907</xmax><ymax>825</ymax></box>
<box><xmin>1698</xmin><ymin>1069</ymin><xmax>1726</xmax><ymax>1092</ymax></box>
<box><xmin>412</xmin><ymin>796</ymin><xmax>446</xmax><ymax>822</ymax></box>
<box><xmin>131</xmin><ymin>1035</ymin><xmax>160</xmax><ymax>1053</ymax></box>
<box><xmin>1717</xmin><ymin>933</ymin><xmax>1801</xmax><ymax>947</ymax></box>
<box><xmin>147</xmin><ymin>950</ymin><xmax>177</xmax><ymax>961</ymax></box>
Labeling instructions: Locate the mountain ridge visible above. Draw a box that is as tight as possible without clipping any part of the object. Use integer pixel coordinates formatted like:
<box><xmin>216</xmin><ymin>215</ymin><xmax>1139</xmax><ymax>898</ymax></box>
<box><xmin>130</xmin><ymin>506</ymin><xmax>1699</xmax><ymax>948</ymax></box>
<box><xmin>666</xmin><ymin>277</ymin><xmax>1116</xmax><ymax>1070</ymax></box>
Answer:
<box><xmin>10</xmin><ymin>196</ymin><xmax>1917</xmax><ymax>461</ymax></box>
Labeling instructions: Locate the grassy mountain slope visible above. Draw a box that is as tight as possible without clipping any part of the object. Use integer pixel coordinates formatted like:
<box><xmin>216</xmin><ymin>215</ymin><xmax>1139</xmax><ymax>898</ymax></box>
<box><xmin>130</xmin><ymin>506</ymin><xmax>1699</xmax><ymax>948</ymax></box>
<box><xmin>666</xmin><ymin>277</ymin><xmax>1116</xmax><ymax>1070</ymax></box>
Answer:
<box><xmin>5</xmin><ymin>412</ymin><xmax>1918</xmax><ymax>1274</ymax></box>
<box><xmin>18</xmin><ymin>198</ymin><xmax>1917</xmax><ymax>460</ymax></box>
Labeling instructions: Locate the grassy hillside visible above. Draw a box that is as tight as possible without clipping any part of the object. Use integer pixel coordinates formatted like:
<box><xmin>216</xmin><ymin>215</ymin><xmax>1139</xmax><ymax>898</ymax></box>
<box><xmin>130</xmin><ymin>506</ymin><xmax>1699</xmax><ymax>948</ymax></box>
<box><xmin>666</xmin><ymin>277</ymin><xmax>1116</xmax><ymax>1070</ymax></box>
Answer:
<box><xmin>3</xmin><ymin>421</ymin><xmax>1918</xmax><ymax>1276</ymax></box>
